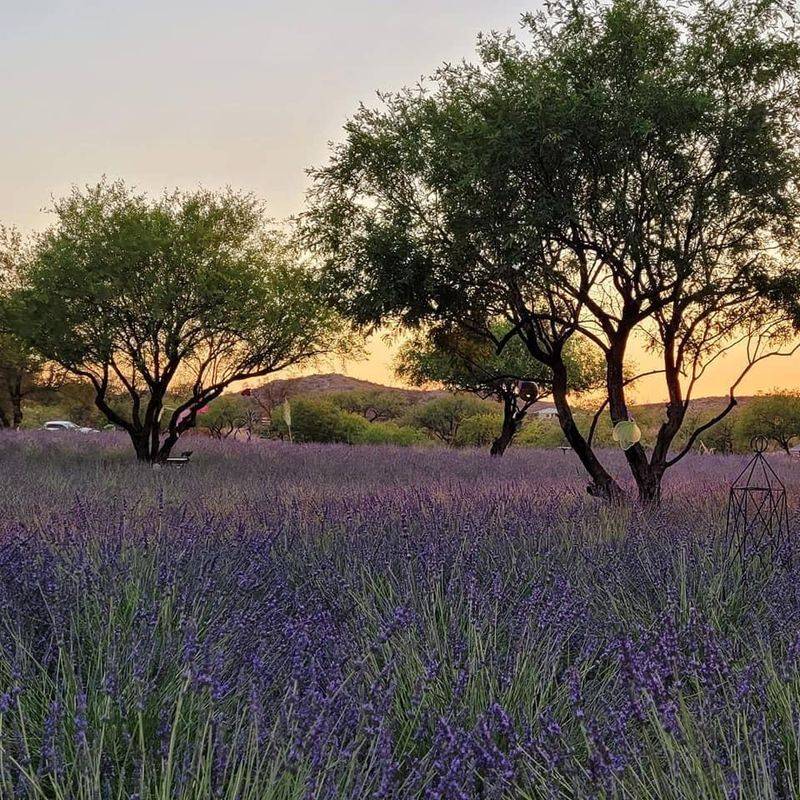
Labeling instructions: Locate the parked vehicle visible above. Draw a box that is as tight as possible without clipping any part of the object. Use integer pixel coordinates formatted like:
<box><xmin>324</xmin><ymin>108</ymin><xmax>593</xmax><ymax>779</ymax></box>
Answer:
<box><xmin>42</xmin><ymin>420</ymin><xmax>96</xmax><ymax>434</ymax></box>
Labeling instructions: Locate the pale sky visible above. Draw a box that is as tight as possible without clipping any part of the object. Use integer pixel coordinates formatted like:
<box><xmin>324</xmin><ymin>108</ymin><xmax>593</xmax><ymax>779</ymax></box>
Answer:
<box><xmin>3</xmin><ymin>0</ymin><xmax>798</xmax><ymax>401</ymax></box>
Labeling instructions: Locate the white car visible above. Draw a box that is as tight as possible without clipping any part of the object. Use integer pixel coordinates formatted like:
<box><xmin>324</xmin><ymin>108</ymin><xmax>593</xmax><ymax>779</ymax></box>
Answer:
<box><xmin>42</xmin><ymin>420</ymin><xmax>96</xmax><ymax>434</ymax></box>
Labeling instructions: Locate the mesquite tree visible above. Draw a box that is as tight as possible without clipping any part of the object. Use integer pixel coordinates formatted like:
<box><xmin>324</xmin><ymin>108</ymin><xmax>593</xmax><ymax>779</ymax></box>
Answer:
<box><xmin>0</xmin><ymin>227</ymin><xmax>60</xmax><ymax>429</ymax></box>
<box><xmin>738</xmin><ymin>393</ymin><xmax>800</xmax><ymax>455</ymax></box>
<box><xmin>10</xmin><ymin>182</ymin><xmax>352</xmax><ymax>462</ymax></box>
<box><xmin>305</xmin><ymin>0</ymin><xmax>800</xmax><ymax>503</ymax></box>
<box><xmin>0</xmin><ymin>335</ymin><xmax>56</xmax><ymax>429</ymax></box>
<box><xmin>396</xmin><ymin>323</ymin><xmax>604</xmax><ymax>455</ymax></box>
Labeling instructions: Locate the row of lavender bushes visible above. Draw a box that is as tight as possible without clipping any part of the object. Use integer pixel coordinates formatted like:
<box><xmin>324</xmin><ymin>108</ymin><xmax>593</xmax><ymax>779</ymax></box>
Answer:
<box><xmin>0</xmin><ymin>432</ymin><xmax>799</xmax><ymax>799</ymax></box>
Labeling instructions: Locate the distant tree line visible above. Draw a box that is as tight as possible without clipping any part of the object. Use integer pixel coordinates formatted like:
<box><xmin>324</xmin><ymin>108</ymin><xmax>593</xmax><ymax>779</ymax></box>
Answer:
<box><xmin>167</xmin><ymin>387</ymin><xmax>800</xmax><ymax>456</ymax></box>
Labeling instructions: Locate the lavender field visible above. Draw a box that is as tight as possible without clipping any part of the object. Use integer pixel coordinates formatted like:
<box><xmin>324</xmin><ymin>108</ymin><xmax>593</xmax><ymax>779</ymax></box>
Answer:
<box><xmin>1</xmin><ymin>433</ymin><xmax>800</xmax><ymax>799</ymax></box>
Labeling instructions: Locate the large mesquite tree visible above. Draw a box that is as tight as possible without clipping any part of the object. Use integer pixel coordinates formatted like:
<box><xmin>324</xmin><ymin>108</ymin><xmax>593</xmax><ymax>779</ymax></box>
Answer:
<box><xmin>306</xmin><ymin>0</ymin><xmax>800</xmax><ymax>503</ymax></box>
<box><xmin>11</xmin><ymin>182</ymin><xmax>352</xmax><ymax>462</ymax></box>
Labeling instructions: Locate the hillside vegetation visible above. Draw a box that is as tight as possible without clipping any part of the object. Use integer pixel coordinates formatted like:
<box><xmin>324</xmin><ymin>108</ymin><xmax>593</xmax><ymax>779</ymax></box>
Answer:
<box><xmin>12</xmin><ymin>371</ymin><xmax>799</xmax><ymax>455</ymax></box>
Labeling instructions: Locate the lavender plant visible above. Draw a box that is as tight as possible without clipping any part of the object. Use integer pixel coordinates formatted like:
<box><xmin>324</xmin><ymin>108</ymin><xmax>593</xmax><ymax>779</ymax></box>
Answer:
<box><xmin>0</xmin><ymin>432</ymin><xmax>798</xmax><ymax>798</ymax></box>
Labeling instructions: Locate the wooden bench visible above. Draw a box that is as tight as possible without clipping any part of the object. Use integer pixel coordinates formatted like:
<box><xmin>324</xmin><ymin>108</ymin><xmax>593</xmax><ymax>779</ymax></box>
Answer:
<box><xmin>164</xmin><ymin>450</ymin><xmax>193</xmax><ymax>467</ymax></box>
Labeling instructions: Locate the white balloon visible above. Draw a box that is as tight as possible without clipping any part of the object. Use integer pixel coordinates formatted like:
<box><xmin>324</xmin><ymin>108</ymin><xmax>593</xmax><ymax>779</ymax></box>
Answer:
<box><xmin>613</xmin><ymin>420</ymin><xmax>641</xmax><ymax>450</ymax></box>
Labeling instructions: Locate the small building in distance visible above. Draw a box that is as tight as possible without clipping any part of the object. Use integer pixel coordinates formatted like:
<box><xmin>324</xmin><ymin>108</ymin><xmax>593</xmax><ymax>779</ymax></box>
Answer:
<box><xmin>532</xmin><ymin>405</ymin><xmax>559</xmax><ymax>419</ymax></box>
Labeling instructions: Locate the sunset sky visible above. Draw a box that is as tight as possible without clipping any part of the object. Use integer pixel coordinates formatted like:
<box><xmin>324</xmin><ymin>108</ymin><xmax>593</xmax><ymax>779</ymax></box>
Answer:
<box><xmin>3</xmin><ymin>0</ymin><xmax>798</xmax><ymax>402</ymax></box>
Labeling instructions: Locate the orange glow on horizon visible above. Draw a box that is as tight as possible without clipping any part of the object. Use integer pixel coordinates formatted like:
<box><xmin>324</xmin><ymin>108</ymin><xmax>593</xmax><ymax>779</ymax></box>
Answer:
<box><xmin>331</xmin><ymin>333</ymin><xmax>800</xmax><ymax>404</ymax></box>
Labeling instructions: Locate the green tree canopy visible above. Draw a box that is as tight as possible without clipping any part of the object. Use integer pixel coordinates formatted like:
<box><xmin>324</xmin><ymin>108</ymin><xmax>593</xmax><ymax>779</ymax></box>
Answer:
<box><xmin>306</xmin><ymin>0</ymin><xmax>800</xmax><ymax>502</ymax></box>
<box><xmin>9</xmin><ymin>181</ymin><xmax>353</xmax><ymax>461</ymax></box>
<box><xmin>197</xmin><ymin>394</ymin><xmax>260</xmax><ymax>440</ymax></box>
<box><xmin>326</xmin><ymin>389</ymin><xmax>410</xmax><ymax>422</ymax></box>
<box><xmin>403</xmin><ymin>395</ymin><xmax>492</xmax><ymax>446</ymax></box>
<box><xmin>396</xmin><ymin>322</ymin><xmax>604</xmax><ymax>454</ymax></box>
<box><xmin>271</xmin><ymin>398</ymin><xmax>368</xmax><ymax>444</ymax></box>
<box><xmin>0</xmin><ymin>227</ymin><xmax>59</xmax><ymax>429</ymax></box>
<box><xmin>0</xmin><ymin>335</ymin><xmax>55</xmax><ymax>429</ymax></box>
<box><xmin>738</xmin><ymin>392</ymin><xmax>800</xmax><ymax>455</ymax></box>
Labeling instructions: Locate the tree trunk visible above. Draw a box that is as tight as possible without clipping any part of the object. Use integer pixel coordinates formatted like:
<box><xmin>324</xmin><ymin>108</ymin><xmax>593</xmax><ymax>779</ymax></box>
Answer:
<box><xmin>517</xmin><ymin>323</ymin><xmax>624</xmax><ymax>502</ymax></box>
<box><xmin>129</xmin><ymin>395</ymin><xmax>178</xmax><ymax>464</ymax></box>
<box><xmin>10</xmin><ymin>393</ymin><xmax>22</xmax><ymax>431</ymax></box>
<box><xmin>490</xmin><ymin>396</ymin><xmax>519</xmax><ymax>457</ymax></box>
<box><xmin>604</xmin><ymin>339</ymin><xmax>667</xmax><ymax>506</ymax></box>
<box><xmin>91</xmin><ymin>385</ymin><xmax>184</xmax><ymax>464</ymax></box>
<box><xmin>636</xmin><ymin>467</ymin><xmax>664</xmax><ymax>506</ymax></box>
<box><xmin>490</xmin><ymin>419</ymin><xmax>516</xmax><ymax>456</ymax></box>
<box><xmin>131</xmin><ymin>432</ymin><xmax>153</xmax><ymax>463</ymax></box>
<box><xmin>156</xmin><ymin>425</ymin><xmax>184</xmax><ymax>462</ymax></box>
<box><xmin>8</xmin><ymin>374</ymin><xmax>24</xmax><ymax>430</ymax></box>
<box><xmin>129</xmin><ymin>427</ymin><xmax>184</xmax><ymax>464</ymax></box>
<box><xmin>552</xmin><ymin>359</ymin><xmax>624</xmax><ymax>502</ymax></box>
<box><xmin>129</xmin><ymin>428</ymin><xmax>183</xmax><ymax>464</ymax></box>
<box><xmin>0</xmin><ymin>405</ymin><xmax>10</xmax><ymax>428</ymax></box>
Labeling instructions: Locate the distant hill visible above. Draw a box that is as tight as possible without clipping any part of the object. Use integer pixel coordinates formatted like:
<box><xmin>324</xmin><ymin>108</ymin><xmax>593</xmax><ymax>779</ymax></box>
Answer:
<box><xmin>252</xmin><ymin>373</ymin><xmax>448</xmax><ymax>406</ymax></box>
<box><xmin>635</xmin><ymin>395</ymin><xmax>757</xmax><ymax>414</ymax></box>
<box><xmin>253</xmin><ymin>372</ymin><xmax>562</xmax><ymax>412</ymax></box>
<box><xmin>253</xmin><ymin>373</ymin><xmax>755</xmax><ymax>417</ymax></box>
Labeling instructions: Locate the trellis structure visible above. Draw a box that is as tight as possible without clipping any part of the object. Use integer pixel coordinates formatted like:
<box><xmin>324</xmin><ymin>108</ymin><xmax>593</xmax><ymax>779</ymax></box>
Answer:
<box><xmin>725</xmin><ymin>436</ymin><xmax>790</xmax><ymax>569</ymax></box>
